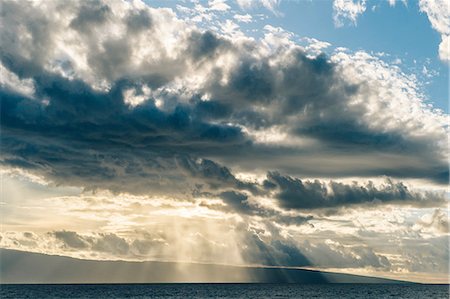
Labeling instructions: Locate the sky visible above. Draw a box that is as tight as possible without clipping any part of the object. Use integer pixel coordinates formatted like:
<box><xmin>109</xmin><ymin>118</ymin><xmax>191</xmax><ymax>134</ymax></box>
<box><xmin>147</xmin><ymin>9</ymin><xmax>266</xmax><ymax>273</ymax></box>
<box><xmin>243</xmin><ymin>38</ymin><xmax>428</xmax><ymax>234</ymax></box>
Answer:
<box><xmin>0</xmin><ymin>0</ymin><xmax>449</xmax><ymax>284</ymax></box>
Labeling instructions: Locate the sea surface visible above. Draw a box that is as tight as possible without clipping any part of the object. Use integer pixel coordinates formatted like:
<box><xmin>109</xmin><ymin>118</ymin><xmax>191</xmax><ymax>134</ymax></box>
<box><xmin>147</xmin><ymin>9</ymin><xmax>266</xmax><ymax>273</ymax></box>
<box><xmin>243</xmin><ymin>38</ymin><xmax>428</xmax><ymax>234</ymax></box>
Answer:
<box><xmin>1</xmin><ymin>283</ymin><xmax>449</xmax><ymax>299</ymax></box>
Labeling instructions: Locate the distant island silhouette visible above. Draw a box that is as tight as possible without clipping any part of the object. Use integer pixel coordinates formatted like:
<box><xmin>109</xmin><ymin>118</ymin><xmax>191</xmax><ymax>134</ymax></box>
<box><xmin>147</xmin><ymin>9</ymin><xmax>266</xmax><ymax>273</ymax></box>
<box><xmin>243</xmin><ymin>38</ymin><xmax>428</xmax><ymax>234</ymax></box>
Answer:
<box><xmin>0</xmin><ymin>249</ymin><xmax>410</xmax><ymax>284</ymax></box>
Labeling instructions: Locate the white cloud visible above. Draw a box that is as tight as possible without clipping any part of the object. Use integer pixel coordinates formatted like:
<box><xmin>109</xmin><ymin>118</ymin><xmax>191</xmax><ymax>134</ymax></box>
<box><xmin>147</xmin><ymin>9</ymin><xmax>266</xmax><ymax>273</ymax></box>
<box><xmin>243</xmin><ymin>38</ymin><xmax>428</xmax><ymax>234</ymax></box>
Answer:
<box><xmin>331</xmin><ymin>49</ymin><xmax>449</xmax><ymax>149</ymax></box>
<box><xmin>416</xmin><ymin>208</ymin><xmax>450</xmax><ymax>234</ymax></box>
<box><xmin>333</xmin><ymin>0</ymin><xmax>367</xmax><ymax>27</ymax></box>
<box><xmin>419</xmin><ymin>0</ymin><xmax>450</xmax><ymax>36</ymax></box>
<box><xmin>237</xmin><ymin>0</ymin><xmax>281</xmax><ymax>15</ymax></box>
<box><xmin>0</xmin><ymin>63</ymin><xmax>35</xmax><ymax>98</ymax></box>
<box><xmin>386</xmin><ymin>0</ymin><xmax>407</xmax><ymax>7</ymax></box>
<box><xmin>302</xmin><ymin>37</ymin><xmax>332</xmax><ymax>56</ymax></box>
<box><xmin>122</xmin><ymin>85</ymin><xmax>152</xmax><ymax>108</ymax></box>
<box><xmin>233</xmin><ymin>13</ymin><xmax>253</xmax><ymax>23</ymax></box>
<box><xmin>438</xmin><ymin>32</ymin><xmax>450</xmax><ymax>63</ymax></box>
<box><xmin>419</xmin><ymin>0</ymin><xmax>450</xmax><ymax>63</ymax></box>
<box><xmin>208</xmin><ymin>0</ymin><xmax>230</xmax><ymax>12</ymax></box>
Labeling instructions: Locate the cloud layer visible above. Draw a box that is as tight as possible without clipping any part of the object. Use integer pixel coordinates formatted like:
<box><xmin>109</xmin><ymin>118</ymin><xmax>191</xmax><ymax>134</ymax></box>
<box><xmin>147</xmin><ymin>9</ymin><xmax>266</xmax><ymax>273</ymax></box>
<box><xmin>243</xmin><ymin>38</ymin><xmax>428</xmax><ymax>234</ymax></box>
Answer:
<box><xmin>1</xmin><ymin>0</ymin><xmax>447</xmax><ymax>196</ymax></box>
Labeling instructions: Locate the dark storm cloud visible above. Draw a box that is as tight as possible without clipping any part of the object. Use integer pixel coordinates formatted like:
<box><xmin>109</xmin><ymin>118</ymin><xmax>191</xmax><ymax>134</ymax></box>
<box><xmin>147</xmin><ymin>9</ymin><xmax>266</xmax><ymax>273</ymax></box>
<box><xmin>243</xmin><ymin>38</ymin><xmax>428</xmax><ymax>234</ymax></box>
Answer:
<box><xmin>177</xmin><ymin>155</ymin><xmax>251</xmax><ymax>191</ymax></box>
<box><xmin>197</xmin><ymin>190</ymin><xmax>313</xmax><ymax>227</ymax></box>
<box><xmin>0</xmin><ymin>0</ymin><xmax>448</xmax><ymax>206</ymax></box>
<box><xmin>219</xmin><ymin>191</ymin><xmax>316</xmax><ymax>226</ymax></box>
<box><xmin>229</xmin><ymin>61</ymin><xmax>275</xmax><ymax>104</ymax></box>
<box><xmin>189</xmin><ymin>31</ymin><xmax>229</xmax><ymax>60</ymax></box>
<box><xmin>0</xmin><ymin>72</ymin><xmax>250</xmax><ymax>195</ymax></box>
<box><xmin>203</xmin><ymin>51</ymin><xmax>344</xmax><ymax>125</ymax></box>
<box><xmin>196</xmin><ymin>46</ymin><xmax>447</xmax><ymax>182</ymax></box>
<box><xmin>219</xmin><ymin>191</ymin><xmax>252</xmax><ymax>213</ymax></box>
<box><xmin>264</xmin><ymin>172</ymin><xmax>445</xmax><ymax>210</ymax></box>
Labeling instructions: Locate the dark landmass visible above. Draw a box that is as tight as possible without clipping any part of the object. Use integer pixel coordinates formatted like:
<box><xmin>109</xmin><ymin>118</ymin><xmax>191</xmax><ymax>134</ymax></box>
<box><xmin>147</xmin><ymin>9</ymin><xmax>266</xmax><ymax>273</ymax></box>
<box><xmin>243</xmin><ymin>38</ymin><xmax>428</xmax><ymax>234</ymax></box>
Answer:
<box><xmin>0</xmin><ymin>249</ymin><xmax>409</xmax><ymax>284</ymax></box>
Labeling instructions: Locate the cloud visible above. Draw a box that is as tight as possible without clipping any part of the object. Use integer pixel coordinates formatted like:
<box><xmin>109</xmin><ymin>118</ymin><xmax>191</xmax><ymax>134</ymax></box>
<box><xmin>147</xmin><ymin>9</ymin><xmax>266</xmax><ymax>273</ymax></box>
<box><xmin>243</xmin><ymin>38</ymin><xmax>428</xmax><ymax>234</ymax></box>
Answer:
<box><xmin>0</xmin><ymin>187</ymin><xmax>447</xmax><ymax>276</ymax></box>
<box><xmin>417</xmin><ymin>209</ymin><xmax>450</xmax><ymax>233</ymax></box>
<box><xmin>52</xmin><ymin>230</ymin><xmax>167</xmax><ymax>257</ymax></box>
<box><xmin>0</xmin><ymin>0</ymin><xmax>447</xmax><ymax>204</ymax></box>
<box><xmin>386</xmin><ymin>0</ymin><xmax>407</xmax><ymax>7</ymax></box>
<box><xmin>233</xmin><ymin>14</ymin><xmax>253</xmax><ymax>23</ymax></box>
<box><xmin>302</xmin><ymin>239</ymin><xmax>391</xmax><ymax>269</ymax></box>
<box><xmin>419</xmin><ymin>0</ymin><xmax>450</xmax><ymax>63</ymax></box>
<box><xmin>53</xmin><ymin>231</ymin><xmax>130</xmax><ymax>256</ymax></box>
<box><xmin>236</xmin><ymin>0</ymin><xmax>281</xmax><ymax>15</ymax></box>
<box><xmin>239</xmin><ymin>232</ymin><xmax>312</xmax><ymax>267</ymax></box>
<box><xmin>54</xmin><ymin>231</ymin><xmax>89</xmax><ymax>249</ymax></box>
<box><xmin>91</xmin><ymin>233</ymin><xmax>130</xmax><ymax>255</ymax></box>
<box><xmin>333</xmin><ymin>0</ymin><xmax>367</xmax><ymax>27</ymax></box>
<box><xmin>438</xmin><ymin>34</ymin><xmax>450</xmax><ymax>63</ymax></box>
<box><xmin>205</xmin><ymin>190</ymin><xmax>314</xmax><ymax>226</ymax></box>
<box><xmin>208</xmin><ymin>0</ymin><xmax>230</xmax><ymax>12</ymax></box>
<box><xmin>0</xmin><ymin>64</ymin><xmax>35</xmax><ymax>98</ymax></box>
<box><xmin>236</xmin><ymin>221</ymin><xmax>392</xmax><ymax>269</ymax></box>
<box><xmin>264</xmin><ymin>172</ymin><xmax>445</xmax><ymax>210</ymax></box>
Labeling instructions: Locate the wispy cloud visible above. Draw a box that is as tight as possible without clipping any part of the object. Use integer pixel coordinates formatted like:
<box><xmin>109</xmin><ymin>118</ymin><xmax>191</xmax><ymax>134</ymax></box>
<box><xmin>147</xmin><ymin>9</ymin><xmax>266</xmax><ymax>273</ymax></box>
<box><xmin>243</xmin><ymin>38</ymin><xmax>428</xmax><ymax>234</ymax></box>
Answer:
<box><xmin>333</xmin><ymin>0</ymin><xmax>367</xmax><ymax>27</ymax></box>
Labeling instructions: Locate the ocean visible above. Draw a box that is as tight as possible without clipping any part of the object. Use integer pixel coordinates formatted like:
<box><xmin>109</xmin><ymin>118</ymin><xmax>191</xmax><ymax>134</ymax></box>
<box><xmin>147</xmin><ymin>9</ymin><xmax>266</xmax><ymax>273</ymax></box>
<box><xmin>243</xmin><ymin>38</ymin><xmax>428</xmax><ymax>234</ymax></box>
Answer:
<box><xmin>0</xmin><ymin>283</ymin><xmax>448</xmax><ymax>299</ymax></box>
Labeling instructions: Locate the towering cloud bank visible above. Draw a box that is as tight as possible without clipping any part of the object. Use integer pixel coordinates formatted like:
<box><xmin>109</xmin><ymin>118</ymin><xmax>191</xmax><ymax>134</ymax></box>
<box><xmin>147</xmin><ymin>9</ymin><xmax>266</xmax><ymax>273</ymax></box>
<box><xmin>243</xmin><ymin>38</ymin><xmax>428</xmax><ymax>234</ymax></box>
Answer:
<box><xmin>1</xmin><ymin>0</ymin><xmax>447</xmax><ymax>194</ymax></box>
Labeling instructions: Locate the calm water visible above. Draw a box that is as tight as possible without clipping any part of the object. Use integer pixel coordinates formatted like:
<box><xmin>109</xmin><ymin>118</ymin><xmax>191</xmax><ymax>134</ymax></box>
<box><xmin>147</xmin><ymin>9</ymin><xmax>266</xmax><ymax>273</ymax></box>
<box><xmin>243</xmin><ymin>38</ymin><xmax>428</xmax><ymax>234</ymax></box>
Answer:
<box><xmin>1</xmin><ymin>283</ymin><xmax>449</xmax><ymax>299</ymax></box>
